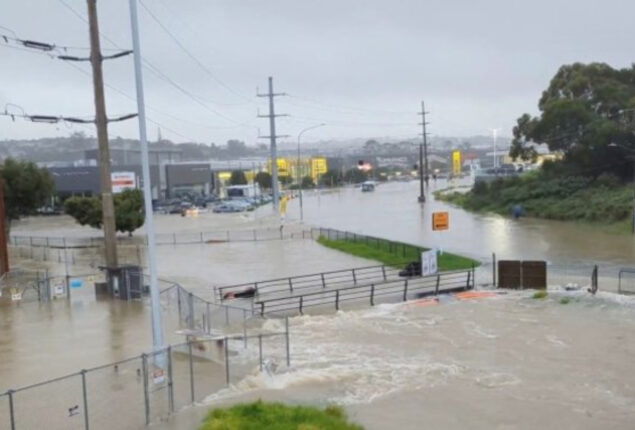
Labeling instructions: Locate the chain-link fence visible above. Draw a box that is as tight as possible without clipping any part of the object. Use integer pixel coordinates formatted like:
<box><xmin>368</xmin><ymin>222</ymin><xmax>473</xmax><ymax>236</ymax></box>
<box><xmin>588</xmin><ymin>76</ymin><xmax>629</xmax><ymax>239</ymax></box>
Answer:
<box><xmin>1</xmin><ymin>328</ymin><xmax>290</xmax><ymax>430</ymax></box>
<box><xmin>10</xmin><ymin>227</ymin><xmax>314</xmax><ymax>250</ymax></box>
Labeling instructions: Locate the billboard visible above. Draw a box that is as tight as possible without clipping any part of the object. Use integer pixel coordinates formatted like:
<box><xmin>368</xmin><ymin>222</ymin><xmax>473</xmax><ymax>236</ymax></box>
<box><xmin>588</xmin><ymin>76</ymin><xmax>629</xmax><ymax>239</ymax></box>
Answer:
<box><xmin>452</xmin><ymin>150</ymin><xmax>461</xmax><ymax>175</ymax></box>
<box><xmin>111</xmin><ymin>172</ymin><xmax>136</xmax><ymax>193</ymax></box>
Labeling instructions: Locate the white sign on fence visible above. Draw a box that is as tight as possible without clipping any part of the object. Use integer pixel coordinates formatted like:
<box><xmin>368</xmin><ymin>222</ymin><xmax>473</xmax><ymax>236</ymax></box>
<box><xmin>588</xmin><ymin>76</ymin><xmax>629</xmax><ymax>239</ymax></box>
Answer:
<box><xmin>54</xmin><ymin>282</ymin><xmax>65</xmax><ymax>296</ymax></box>
<box><xmin>111</xmin><ymin>171</ymin><xmax>136</xmax><ymax>194</ymax></box>
<box><xmin>421</xmin><ymin>250</ymin><xmax>438</xmax><ymax>276</ymax></box>
<box><xmin>11</xmin><ymin>291</ymin><xmax>22</xmax><ymax>302</ymax></box>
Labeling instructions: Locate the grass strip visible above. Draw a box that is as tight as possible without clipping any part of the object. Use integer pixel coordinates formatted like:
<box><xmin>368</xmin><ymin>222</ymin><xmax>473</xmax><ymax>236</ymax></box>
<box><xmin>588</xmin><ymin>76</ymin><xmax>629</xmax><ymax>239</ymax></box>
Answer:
<box><xmin>199</xmin><ymin>401</ymin><xmax>363</xmax><ymax>430</ymax></box>
<box><xmin>316</xmin><ymin>236</ymin><xmax>478</xmax><ymax>271</ymax></box>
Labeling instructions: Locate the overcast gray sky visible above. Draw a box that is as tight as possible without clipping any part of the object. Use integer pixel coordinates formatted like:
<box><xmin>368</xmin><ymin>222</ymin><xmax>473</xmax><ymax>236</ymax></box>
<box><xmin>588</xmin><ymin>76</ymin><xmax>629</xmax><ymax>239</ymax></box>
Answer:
<box><xmin>1</xmin><ymin>0</ymin><xmax>633</xmax><ymax>145</ymax></box>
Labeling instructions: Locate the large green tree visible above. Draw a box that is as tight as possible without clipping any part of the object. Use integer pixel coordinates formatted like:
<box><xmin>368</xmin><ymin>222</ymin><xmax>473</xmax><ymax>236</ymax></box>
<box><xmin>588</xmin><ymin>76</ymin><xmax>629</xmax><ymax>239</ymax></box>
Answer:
<box><xmin>229</xmin><ymin>170</ymin><xmax>248</xmax><ymax>185</ymax></box>
<box><xmin>64</xmin><ymin>189</ymin><xmax>144</xmax><ymax>236</ymax></box>
<box><xmin>2</xmin><ymin>158</ymin><xmax>55</xmax><ymax>222</ymax></box>
<box><xmin>510</xmin><ymin>63</ymin><xmax>635</xmax><ymax>180</ymax></box>
<box><xmin>254</xmin><ymin>172</ymin><xmax>272</xmax><ymax>189</ymax></box>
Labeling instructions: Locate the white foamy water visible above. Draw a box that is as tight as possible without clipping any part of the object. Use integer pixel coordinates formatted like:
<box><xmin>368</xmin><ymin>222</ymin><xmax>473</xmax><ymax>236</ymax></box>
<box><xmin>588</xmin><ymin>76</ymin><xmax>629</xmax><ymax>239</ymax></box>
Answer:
<box><xmin>203</xmin><ymin>291</ymin><xmax>635</xmax><ymax>429</ymax></box>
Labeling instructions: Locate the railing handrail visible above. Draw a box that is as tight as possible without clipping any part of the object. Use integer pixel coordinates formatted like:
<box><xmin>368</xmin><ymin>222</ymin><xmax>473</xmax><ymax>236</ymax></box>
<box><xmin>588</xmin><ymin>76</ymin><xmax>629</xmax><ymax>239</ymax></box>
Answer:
<box><xmin>216</xmin><ymin>262</ymin><xmax>404</xmax><ymax>293</ymax></box>
<box><xmin>255</xmin><ymin>269</ymin><xmax>473</xmax><ymax>315</ymax></box>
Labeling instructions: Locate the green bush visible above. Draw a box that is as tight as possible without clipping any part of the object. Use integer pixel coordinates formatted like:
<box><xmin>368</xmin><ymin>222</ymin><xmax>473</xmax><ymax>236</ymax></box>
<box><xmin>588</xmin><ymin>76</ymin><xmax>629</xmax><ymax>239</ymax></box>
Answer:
<box><xmin>532</xmin><ymin>290</ymin><xmax>548</xmax><ymax>299</ymax></box>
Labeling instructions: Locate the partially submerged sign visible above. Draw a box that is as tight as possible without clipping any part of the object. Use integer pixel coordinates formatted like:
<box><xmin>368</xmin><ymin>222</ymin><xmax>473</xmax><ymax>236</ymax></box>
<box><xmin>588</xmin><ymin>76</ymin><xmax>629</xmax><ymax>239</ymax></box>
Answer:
<box><xmin>421</xmin><ymin>250</ymin><xmax>438</xmax><ymax>276</ymax></box>
<box><xmin>432</xmin><ymin>211</ymin><xmax>449</xmax><ymax>231</ymax></box>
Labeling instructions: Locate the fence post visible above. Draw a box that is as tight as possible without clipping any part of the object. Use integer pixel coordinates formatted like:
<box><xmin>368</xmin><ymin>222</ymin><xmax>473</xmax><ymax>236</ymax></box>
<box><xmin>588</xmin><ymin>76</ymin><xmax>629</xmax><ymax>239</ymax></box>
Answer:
<box><xmin>81</xmin><ymin>370</ymin><xmax>89</xmax><ymax>430</ymax></box>
<box><xmin>288</xmin><ymin>278</ymin><xmax>293</xmax><ymax>292</ymax></box>
<box><xmin>188</xmin><ymin>341</ymin><xmax>195</xmax><ymax>404</ymax></box>
<box><xmin>435</xmin><ymin>274</ymin><xmax>440</xmax><ymax>295</ymax></box>
<box><xmin>321</xmin><ymin>273</ymin><xmax>326</xmax><ymax>288</ymax></box>
<box><xmin>351</xmin><ymin>269</ymin><xmax>357</xmax><ymax>284</ymax></box>
<box><xmin>403</xmin><ymin>279</ymin><xmax>409</xmax><ymax>301</ymax></box>
<box><xmin>285</xmin><ymin>317</ymin><xmax>290</xmax><ymax>367</ymax></box>
<box><xmin>242</xmin><ymin>310</ymin><xmax>248</xmax><ymax>348</ymax></box>
<box><xmin>381</xmin><ymin>266</ymin><xmax>387</xmax><ymax>281</ymax></box>
<box><xmin>142</xmin><ymin>354</ymin><xmax>150</xmax><ymax>426</ymax></box>
<box><xmin>8</xmin><ymin>389</ymin><xmax>15</xmax><ymax>430</ymax></box>
<box><xmin>492</xmin><ymin>252</ymin><xmax>497</xmax><ymax>287</ymax></box>
<box><xmin>187</xmin><ymin>293</ymin><xmax>194</xmax><ymax>330</ymax></box>
<box><xmin>370</xmin><ymin>284</ymin><xmax>375</xmax><ymax>306</ymax></box>
<box><xmin>466</xmin><ymin>271</ymin><xmax>471</xmax><ymax>290</ymax></box>
<box><xmin>335</xmin><ymin>290</ymin><xmax>340</xmax><ymax>310</ymax></box>
<box><xmin>177</xmin><ymin>287</ymin><xmax>182</xmax><ymax>323</ymax></box>
<box><xmin>299</xmin><ymin>296</ymin><xmax>304</xmax><ymax>315</ymax></box>
<box><xmin>224</xmin><ymin>337</ymin><xmax>230</xmax><ymax>386</ymax></box>
<box><xmin>167</xmin><ymin>346</ymin><xmax>175</xmax><ymax>413</ymax></box>
<box><xmin>471</xmin><ymin>264</ymin><xmax>476</xmax><ymax>290</ymax></box>
<box><xmin>206</xmin><ymin>302</ymin><xmax>211</xmax><ymax>333</ymax></box>
<box><xmin>258</xmin><ymin>334</ymin><xmax>263</xmax><ymax>371</ymax></box>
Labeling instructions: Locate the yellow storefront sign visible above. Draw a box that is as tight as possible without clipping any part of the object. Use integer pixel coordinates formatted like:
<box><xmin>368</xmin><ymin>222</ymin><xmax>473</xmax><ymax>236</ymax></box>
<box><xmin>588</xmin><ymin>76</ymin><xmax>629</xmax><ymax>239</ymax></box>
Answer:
<box><xmin>452</xmin><ymin>151</ymin><xmax>461</xmax><ymax>175</ymax></box>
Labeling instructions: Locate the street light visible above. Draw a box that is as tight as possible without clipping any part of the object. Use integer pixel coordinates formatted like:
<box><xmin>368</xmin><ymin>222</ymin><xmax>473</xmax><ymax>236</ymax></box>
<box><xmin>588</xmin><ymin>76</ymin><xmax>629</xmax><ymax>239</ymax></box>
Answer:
<box><xmin>608</xmin><ymin>142</ymin><xmax>635</xmax><ymax>234</ymax></box>
<box><xmin>297</xmin><ymin>123</ymin><xmax>325</xmax><ymax>221</ymax></box>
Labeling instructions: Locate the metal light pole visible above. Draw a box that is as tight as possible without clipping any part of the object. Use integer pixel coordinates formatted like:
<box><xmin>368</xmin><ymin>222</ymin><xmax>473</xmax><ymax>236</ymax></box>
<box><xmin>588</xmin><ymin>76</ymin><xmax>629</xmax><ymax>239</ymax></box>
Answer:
<box><xmin>297</xmin><ymin>124</ymin><xmax>325</xmax><ymax>222</ymax></box>
<box><xmin>128</xmin><ymin>0</ymin><xmax>164</xmax><ymax>358</ymax></box>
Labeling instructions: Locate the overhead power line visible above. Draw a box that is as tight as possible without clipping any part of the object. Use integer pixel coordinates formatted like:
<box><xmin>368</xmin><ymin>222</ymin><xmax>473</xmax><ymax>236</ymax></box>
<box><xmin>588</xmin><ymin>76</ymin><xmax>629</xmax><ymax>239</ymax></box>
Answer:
<box><xmin>137</xmin><ymin>0</ymin><xmax>255</xmax><ymax>105</ymax></box>
<box><xmin>56</xmin><ymin>0</ymin><xmax>254</xmax><ymax>128</ymax></box>
<box><xmin>1</xmin><ymin>108</ymin><xmax>137</xmax><ymax>124</ymax></box>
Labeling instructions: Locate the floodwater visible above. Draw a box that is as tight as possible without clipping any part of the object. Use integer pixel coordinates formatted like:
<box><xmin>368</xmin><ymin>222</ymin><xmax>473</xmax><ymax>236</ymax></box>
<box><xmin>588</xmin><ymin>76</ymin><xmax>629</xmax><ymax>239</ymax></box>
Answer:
<box><xmin>292</xmin><ymin>179</ymin><xmax>635</xmax><ymax>266</ymax></box>
<box><xmin>3</xmin><ymin>180</ymin><xmax>635</xmax><ymax>429</ymax></box>
<box><xmin>160</xmin><ymin>290</ymin><xmax>635</xmax><ymax>430</ymax></box>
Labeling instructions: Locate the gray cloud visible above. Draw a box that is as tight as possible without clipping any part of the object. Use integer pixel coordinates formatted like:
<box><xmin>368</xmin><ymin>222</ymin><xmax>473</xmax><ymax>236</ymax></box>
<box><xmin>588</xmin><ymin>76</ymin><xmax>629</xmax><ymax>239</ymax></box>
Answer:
<box><xmin>1</xmin><ymin>0</ymin><xmax>633</xmax><ymax>144</ymax></box>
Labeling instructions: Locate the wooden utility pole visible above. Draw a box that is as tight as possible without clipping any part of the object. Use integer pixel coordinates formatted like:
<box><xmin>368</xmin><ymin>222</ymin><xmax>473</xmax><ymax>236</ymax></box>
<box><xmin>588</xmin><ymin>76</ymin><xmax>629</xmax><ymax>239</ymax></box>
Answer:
<box><xmin>0</xmin><ymin>175</ymin><xmax>9</xmax><ymax>275</ymax></box>
<box><xmin>87</xmin><ymin>0</ymin><xmax>118</xmax><ymax>268</ymax></box>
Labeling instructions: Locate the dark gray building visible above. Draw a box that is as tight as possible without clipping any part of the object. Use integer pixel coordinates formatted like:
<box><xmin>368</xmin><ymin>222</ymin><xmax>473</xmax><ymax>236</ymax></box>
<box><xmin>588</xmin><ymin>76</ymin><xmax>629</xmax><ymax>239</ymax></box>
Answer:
<box><xmin>49</xmin><ymin>165</ymin><xmax>161</xmax><ymax>199</ymax></box>
<box><xmin>165</xmin><ymin>163</ymin><xmax>212</xmax><ymax>197</ymax></box>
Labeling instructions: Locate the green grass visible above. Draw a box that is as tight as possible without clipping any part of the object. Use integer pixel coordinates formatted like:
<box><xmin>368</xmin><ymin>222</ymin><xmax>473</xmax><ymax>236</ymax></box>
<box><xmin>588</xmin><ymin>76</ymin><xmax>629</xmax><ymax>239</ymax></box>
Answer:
<box><xmin>435</xmin><ymin>172</ymin><xmax>632</xmax><ymax>230</ymax></box>
<box><xmin>560</xmin><ymin>296</ymin><xmax>571</xmax><ymax>304</ymax></box>
<box><xmin>316</xmin><ymin>236</ymin><xmax>478</xmax><ymax>271</ymax></box>
<box><xmin>532</xmin><ymin>290</ymin><xmax>548</xmax><ymax>299</ymax></box>
<box><xmin>199</xmin><ymin>401</ymin><xmax>363</xmax><ymax>430</ymax></box>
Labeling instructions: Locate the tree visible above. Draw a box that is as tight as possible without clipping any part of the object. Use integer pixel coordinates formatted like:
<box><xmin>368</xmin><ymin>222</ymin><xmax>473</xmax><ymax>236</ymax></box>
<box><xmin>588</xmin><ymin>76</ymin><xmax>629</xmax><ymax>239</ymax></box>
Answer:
<box><xmin>254</xmin><ymin>172</ymin><xmax>272</xmax><ymax>189</ymax></box>
<box><xmin>229</xmin><ymin>170</ymin><xmax>247</xmax><ymax>185</ymax></box>
<box><xmin>509</xmin><ymin>63</ymin><xmax>635</xmax><ymax>180</ymax></box>
<box><xmin>301</xmin><ymin>176</ymin><xmax>315</xmax><ymax>188</ymax></box>
<box><xmin>65</xmin><ymin>189</ymin><xmax>144</xmax><ymax>236</ymax></box>
<box><xmin>2</xmin><ymin>158</ymin><xmax>55</xmax><ymax>223</ymax></box>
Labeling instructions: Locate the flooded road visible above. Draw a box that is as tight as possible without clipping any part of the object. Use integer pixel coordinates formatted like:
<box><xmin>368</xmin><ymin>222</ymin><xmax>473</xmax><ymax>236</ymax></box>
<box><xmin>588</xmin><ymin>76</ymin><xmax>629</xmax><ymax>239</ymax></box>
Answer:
<box><xmin>291</xmin><ymin>180</ymin><xmax>635</xmax><ymax>266</ymax></box>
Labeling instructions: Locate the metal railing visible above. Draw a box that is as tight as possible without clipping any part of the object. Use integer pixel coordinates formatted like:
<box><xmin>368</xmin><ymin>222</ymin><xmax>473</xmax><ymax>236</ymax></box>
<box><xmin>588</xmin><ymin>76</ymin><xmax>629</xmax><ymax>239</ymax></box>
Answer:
<box><xmin>0</xmin><ymin>326</ymin><xmax>290</xmax><ymax>430</ymax></box>
<box><xmin>215</xmin><ymin>263</ymin><xmax>407</xmax><ymax>302</ymax></box>
<box><xmin>255</xmin><ymin>268</ymin><xmax>475</xmax><ymax>316</ymax></box>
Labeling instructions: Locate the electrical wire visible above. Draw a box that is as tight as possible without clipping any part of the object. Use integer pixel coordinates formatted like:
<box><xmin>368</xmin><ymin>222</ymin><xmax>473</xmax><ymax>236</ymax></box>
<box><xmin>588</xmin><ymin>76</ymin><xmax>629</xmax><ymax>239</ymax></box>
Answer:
<box><xmin>137</xmin><ymin>0</ymin><xmax>255</xmax><ymax>105</ymax></box>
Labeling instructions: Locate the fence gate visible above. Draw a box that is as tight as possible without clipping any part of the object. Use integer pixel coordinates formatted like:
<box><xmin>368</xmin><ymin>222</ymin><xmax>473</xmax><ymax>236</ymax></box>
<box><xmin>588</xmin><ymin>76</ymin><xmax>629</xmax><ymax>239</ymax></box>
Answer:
<box><xmin>498</xmin><ymin>260</ymin><xmax>547</xmax><ymax>289</ymax></box>
<box><xmin>498</xmin><ymin>260</ymin><xmax>522</xmax><ymax>289</ymax></box>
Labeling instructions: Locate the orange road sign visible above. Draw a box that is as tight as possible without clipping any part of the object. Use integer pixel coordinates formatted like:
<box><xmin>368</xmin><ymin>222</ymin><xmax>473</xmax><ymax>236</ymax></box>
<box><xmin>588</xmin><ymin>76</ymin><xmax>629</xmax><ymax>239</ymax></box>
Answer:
<box><xmin>432</xmin><ymin>211</ymin><xmax>449</xmax><ymax>231</ymax></box>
